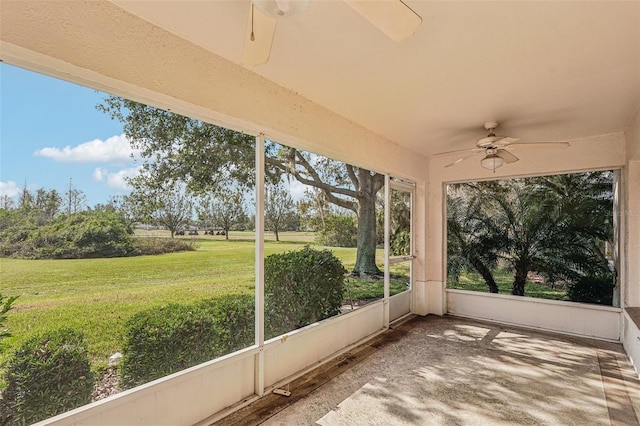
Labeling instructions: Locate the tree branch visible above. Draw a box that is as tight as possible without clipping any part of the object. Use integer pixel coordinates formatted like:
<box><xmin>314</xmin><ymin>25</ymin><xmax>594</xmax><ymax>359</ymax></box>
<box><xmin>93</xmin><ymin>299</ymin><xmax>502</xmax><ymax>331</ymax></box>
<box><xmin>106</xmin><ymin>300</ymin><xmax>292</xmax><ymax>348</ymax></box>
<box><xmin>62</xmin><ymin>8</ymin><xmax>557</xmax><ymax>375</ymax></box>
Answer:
<box><xmin>265</xmin><ymin>155</ymin><xmax>358</xmax><ymax>211</ymax></box>
<box><xmin>346</xmin><ymin>164</ymin><xmax>360</xmax><ymax>191</ymax></box>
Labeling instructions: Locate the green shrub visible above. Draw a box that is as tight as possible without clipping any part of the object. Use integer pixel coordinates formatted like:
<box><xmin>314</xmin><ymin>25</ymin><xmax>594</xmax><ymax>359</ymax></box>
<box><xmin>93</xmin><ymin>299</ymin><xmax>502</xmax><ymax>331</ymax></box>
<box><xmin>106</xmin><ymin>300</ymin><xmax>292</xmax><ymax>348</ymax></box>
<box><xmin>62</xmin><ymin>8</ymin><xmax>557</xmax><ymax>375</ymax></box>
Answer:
<box><xmin>567</xmin><ymin>274</ymin><xmax>615</xmax><ymax>306</ymax></box>
<box><xmin>132</xmin><ymin>237</ymin><xmax>196</xmax><ymax>255</ymax></box>
<box><xmin>120</xmin><ymin>294</ymin><xmax>254</xmax><ymax>388</ymax></box>
<box><xmin>316</xmin><ymin>214</ymin><xmax>357</xmax><ymax>248</ymax></box>
<box><xmin>1</xmin><ymin>210</ymin><xmax>134</xmax><ymax>259</ymax></box>
<box><xmin>264</xmin><ymin>246</ymin><xmax>345</xmax><ymax>339</ymax></box>
<box><xmin>199</xmin><ymin>294</ymin><xmax>255</xmax><ymax>355</ymax></box>
<box><xmin>0</xmin><ymin>329</ymin><xmax>94</xmax><ymax>425</ymax></box>
<box><xmin>120</xmin><ymin>303</ymin><xmax>216</xmax><ymax>388</ymax></box>
<box><xmin>72</xmin><ymin>211</ymin><xmax>134</xmax><ymax>258</ymax></box>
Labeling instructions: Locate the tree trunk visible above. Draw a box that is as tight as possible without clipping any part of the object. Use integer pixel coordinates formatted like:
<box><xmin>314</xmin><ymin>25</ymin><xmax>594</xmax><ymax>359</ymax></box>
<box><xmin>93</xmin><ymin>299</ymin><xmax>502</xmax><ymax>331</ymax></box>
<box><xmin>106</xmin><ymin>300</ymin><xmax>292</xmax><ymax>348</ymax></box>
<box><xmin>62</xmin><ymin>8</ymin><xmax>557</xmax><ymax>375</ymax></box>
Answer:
<box><xmin>471</xmin><ymin>258</ymin><xmax>499</xmax><ymax>293</ymax></box>
<box><xmin>274</xmin><ymin>229</ymin><xmax>280</xmax><ymax>242</ymax></box>
<box><xmin>512</xmin><ymin>266</ymin><xmax>528</xmax><ymax>296</ymax></box>
<box><xmin>353</xmin><ymin>193</ymin><xmax>382</xmax><ymax>276</ymax></box>
<box><xmin>225</xmin><ymin>227</ymin><xmax>230</xmax><ymax>240</ymax></box>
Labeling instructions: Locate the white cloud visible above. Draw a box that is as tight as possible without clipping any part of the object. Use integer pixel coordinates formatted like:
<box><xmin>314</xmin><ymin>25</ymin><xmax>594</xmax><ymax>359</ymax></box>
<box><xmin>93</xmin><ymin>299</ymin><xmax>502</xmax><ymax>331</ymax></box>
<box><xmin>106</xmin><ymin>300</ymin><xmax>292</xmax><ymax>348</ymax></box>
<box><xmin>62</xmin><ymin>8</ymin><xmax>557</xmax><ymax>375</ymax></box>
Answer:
<box><xmin>0</xmin><ymin>180</ymin><xmax>20</xmax><ymax>197</ymax></box>
<box><xmin>35</xmin><ymin>134</ymin><xmax>138</xmax><ymax>164</ymax></box>
<box><xmin>92</xmin><ymin>166</ymin><xmax>141</xmax><ymax>191</ymax></box>
<box><xmin>92</xmin><ymin>167</ymin><xmax>107</xmax><ymax>182</ymax></box>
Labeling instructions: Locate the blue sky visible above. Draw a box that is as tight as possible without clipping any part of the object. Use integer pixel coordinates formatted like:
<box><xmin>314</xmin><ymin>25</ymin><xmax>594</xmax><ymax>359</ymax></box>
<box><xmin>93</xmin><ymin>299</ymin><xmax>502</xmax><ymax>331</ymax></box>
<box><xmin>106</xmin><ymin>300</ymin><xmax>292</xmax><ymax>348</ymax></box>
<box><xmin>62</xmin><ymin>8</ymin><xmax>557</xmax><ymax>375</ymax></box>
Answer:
<box><xmin>0</xmin><ymin>63</ymin><xmax>312</xmax><ymax>209</ymax></box>
<box><xmin>0</xmin><ymin>63</ymin><xmax>138</xmax><ymax>207</ymax></box>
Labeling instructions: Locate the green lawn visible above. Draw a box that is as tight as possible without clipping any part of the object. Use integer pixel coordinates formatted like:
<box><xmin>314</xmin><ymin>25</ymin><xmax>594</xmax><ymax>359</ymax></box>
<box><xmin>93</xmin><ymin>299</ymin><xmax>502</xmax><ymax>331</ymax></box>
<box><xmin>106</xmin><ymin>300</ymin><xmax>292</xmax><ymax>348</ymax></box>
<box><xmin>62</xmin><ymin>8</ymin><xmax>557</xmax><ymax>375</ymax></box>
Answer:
<box><xmin>447</xmin><ymin>268</ymin><xmax>569</xmax><ymax>300</ymax></box>
<box><xmin>0</xmin><ymin>232</ymin><xmax>407</xmax><ymax>369</ymax></box>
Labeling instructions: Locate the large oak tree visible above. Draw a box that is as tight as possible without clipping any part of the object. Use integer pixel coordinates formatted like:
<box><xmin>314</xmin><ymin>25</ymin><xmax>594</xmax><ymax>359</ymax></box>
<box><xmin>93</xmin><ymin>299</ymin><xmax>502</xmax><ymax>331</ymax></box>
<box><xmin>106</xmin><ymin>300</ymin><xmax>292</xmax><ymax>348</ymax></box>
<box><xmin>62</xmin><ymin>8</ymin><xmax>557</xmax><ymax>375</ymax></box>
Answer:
<box><xmin>99</xmin><ymin>96</ymin><xmax>384</xmax><ymax>275</ymax></box>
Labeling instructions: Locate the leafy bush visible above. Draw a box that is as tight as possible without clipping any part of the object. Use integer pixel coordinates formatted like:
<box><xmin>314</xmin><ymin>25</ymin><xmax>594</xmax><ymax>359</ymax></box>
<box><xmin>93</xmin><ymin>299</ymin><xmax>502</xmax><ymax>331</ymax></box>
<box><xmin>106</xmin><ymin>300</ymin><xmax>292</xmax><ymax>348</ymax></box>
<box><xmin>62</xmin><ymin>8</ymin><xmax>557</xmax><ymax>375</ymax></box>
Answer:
<box><xmin>132</xmin><ymin>237</ymin><xmax>196</xmax><ymax>255</ymax></box>
<box><xmin>0</xmin><ymin>329</ymin><xmax>94</xmax><ymax>425</ymax></box>
<box><xmin>120</xmin><ymin>303</ymin><xmax>216</xmax><ymax>388</ymax></box>
<box><xmin>120</xmin><ymin>294</ymin><xmax>254</xmax><ymax>388</ymax></box>
<box><xmin>0</xmin><ymin>208</ymin><xmax>198</xmax><ymax>259</ymax></box>
<box><xmin>199</xmin><ymin>294</ymin><xmax>255</xmax><ymax>355</ymax></box>
<box><xmin>0</xmin><ymin>209</ymin><xmax>37</xmax><ymax>257</ymax></box>
<box><xmin>316</xmin><ymin>214</ymin><xmax>357</xmax><ymax>248</ymax></box>
<box><xmin>72</xmin><ymin>211</ymin><xmax>134</xmax><ymax>257</ymax></box>
<box><xmin>1</xmin><ymin>210</ymin><xmax>134</xmax><ymax>259</ymax></box>
<box><xmin>264</xmin><ymin>246</ymin><xmax>345</xmax><ymax>339</ymax></box>
<box><xmin>567</xmin><ymin>274</ymin><xmax>615</xmax><ymax>306</ymax></box>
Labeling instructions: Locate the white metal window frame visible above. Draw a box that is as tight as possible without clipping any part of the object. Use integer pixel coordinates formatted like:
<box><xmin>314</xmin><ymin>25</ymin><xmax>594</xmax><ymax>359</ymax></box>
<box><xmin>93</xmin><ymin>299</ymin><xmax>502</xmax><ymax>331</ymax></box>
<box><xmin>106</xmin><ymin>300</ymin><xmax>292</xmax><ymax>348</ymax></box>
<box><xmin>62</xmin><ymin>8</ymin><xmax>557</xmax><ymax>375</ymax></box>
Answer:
<box><xmin>384</xmin><ymin>176</ymin><xmax>415</xmax><ymax>326</ymax></box>
<box><xmin>254</xmin><ymin>139</ymin><xmax>417</xmax><ymax>392</ymax></box>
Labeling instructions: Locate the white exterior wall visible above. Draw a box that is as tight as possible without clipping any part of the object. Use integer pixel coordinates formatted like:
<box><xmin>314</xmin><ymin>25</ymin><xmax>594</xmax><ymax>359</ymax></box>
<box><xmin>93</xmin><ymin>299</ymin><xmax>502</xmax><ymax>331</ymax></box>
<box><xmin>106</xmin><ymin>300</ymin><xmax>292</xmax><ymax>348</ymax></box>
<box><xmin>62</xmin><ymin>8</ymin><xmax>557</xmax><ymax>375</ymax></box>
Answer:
<box><xmin>623</xmin><ymin>312</ymin><xmax>640</xmax><ymax>376</ymax></box>
<box><xmin>624</xmin><ymin>104</ymin><xmax>640</xmax><ymax>307</ymax></box>
<box><xmin>38</xmin><ymin>349</ymin><xmax>257</xmax><ymax>426</ymax></box>
<box><xmin>263</xmin><ymin>303</ymin><xmax>385</xmax><ymax>389</ymax></box>
<box><xmin>448</xmin><ymin>290</ymin><xmax>621</xmax><ymax>341</ymax></box>
<box><xmin>389</xmin><ymin>291</ymin><xmax>412</xmax><ymax>321</ymax></box>
<box><xmin>622</xmin><ymin>103</ymin><xmax>640</xmax><ymax>374</ymax></box>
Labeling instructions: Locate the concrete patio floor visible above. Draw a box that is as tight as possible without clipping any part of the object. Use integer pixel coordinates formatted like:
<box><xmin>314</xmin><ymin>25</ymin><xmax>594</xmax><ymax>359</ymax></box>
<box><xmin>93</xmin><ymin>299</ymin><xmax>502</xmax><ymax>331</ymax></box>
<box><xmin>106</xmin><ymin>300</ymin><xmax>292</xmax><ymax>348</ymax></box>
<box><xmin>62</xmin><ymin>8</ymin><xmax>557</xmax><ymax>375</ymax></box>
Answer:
<box><xmin>215</xmin><ymin>315</ymin><xmax>640</xmax><ymax>426</ymax></box>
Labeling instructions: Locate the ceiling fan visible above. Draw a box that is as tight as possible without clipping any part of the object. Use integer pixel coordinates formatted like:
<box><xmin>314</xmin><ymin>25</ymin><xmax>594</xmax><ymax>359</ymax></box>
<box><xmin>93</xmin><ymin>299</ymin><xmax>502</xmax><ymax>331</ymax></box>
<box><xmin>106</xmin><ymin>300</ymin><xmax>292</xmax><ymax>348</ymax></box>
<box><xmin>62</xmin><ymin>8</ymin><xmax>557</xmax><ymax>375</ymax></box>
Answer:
<box><xmin>242</xmin><ymin>0</ymin><xmax>422</xmax><ymax>66</ymax></box>
<box><xmin>435</xmin><ymin>121</ymin><xmax>571</xmax><ymax>171</ymax></box>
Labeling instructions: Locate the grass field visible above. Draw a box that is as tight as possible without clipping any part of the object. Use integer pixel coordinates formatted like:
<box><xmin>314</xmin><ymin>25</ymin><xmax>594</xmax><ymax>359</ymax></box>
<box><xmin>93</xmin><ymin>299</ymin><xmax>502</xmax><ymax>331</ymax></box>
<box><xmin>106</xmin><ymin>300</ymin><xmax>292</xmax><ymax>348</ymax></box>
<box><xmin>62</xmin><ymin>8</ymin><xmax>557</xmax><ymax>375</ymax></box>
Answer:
<box><xmin>447</xmin><ymin>268</ymin><xmax>569</xmax><ymax>300</ymax></box>
<box><xmin>0</xmin><ymin>231</ymin><xmax>408</xmax><ymax>370</ymax></box>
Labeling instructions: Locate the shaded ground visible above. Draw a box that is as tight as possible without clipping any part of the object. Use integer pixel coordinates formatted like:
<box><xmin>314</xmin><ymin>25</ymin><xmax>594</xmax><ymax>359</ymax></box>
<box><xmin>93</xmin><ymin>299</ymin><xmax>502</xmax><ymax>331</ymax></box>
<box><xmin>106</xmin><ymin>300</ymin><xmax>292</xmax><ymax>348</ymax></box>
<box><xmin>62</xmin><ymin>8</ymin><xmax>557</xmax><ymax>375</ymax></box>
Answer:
<box><xmin>215</xmin><ymin>315</ymin><xmax>640</xmax><ymax>426</ymax></box>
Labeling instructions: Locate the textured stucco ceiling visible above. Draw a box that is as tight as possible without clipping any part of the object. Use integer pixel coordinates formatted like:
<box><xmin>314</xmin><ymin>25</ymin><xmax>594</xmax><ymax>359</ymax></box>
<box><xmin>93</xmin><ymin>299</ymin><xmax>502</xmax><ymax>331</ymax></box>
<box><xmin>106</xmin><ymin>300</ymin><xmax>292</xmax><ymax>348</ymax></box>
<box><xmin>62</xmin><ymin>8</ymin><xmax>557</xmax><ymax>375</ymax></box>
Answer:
<box><xmin>110</xmin><ymin>1</ymin><xmax>640</xmax><ymax>158</ymax></box>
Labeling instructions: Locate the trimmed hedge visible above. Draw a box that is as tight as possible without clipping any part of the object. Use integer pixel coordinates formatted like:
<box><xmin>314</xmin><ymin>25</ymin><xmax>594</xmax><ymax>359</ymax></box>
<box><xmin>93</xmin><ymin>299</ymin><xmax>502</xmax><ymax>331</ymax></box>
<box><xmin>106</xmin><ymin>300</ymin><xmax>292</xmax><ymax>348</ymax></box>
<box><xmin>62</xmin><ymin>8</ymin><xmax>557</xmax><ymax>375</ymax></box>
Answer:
<box><xmin>120</xmin><ymin>247</ymin><xmax>346</xmax><ymax>387</ymax></box>
<box><xmin>265</xmin><ymin>246</ymin><xmax>345</xmax><ymax>339</ymax></box>
<box><xmin>0</xmin><ymin>329</ymin><xmax>94</xmax><ymax>425</ymax></box>
<box><xmin>120</xmin><ymin>294</ymin><xmax>254</xmax><ymax>388</ymax></box>
<box><xmin>567</xmin><ymin>274</ymin><xmax>615</xmax><ymax>306</ymax></box>
<box><xmin>199</xmin><ymin>294</ymin><xmax>255</xmax><ymax>355</ymax></box>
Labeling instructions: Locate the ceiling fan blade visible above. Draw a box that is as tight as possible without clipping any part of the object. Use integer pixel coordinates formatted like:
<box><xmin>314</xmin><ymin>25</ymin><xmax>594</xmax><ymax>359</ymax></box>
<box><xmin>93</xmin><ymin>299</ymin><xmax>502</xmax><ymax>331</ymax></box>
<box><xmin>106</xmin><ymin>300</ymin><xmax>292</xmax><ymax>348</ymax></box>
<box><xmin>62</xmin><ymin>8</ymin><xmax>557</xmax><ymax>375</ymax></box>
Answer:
<box><xmin>431</xmin><ymin>147</ymin><xmax>483</xmax><ymax>158</ymax></box>
<box><xmin>343</xmin><ymin>0</ymin><xmax>422</xmax><ymax>41</ymax></box>
<box><xmin>494</xmin><ymin>137</ymin><xmax>520</xmax><ymax>146</ymax></box>
<box><xmin>445</xmin><ymin>151</ymin><xmax>483</xmax><ymax>168</ymax></box>
<box><xmin>508</xmin><ymin>142</ymin><xmax>571</xmax><ymax>149</ymax></box>
<box><xmin>496</xmin><ymin>149</ymin><xmax>519</xmax><ymax>164</ymax></box>
<box><xmin>242</xmin><ymin>3</ymin><xmax>277</xmax><ymax>66</ymax></box>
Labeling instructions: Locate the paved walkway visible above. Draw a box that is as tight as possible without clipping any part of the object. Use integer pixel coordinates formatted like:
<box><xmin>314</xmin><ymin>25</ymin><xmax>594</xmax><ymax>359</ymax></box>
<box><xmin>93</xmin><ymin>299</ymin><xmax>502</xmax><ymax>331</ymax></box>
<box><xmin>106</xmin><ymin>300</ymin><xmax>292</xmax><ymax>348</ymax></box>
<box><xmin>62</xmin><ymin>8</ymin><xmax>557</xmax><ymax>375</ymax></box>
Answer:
<box><xmin>217</xmin><ymin>315</ymin><xmax>640</xmax><ymax>425</ymax></box>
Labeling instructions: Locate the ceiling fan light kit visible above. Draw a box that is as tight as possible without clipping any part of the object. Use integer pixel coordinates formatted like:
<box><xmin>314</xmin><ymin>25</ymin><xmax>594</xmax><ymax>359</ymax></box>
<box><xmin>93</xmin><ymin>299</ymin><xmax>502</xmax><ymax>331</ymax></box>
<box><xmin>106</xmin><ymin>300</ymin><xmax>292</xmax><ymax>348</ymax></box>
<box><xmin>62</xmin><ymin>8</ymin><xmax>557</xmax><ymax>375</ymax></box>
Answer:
<box><xmin>480</xmin><ymin>153</ymin><xmax>504</xmax><ymax>171</ymax></box>
<box><xmin>436</xmin><ymin>121</ymin><xmax>570</xmax><ymax>170</ymax></box>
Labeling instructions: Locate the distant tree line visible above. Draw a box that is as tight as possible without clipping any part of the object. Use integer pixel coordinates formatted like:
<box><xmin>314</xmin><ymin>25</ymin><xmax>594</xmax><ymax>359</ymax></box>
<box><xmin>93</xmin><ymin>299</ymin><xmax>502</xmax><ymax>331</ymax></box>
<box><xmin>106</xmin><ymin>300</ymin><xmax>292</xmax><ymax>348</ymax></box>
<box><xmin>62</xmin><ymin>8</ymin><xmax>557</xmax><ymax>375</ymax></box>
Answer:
<box><xmin>0</xmin><ymin>179</ymin><xmax>382</xmax><ymax>259</ymax></box>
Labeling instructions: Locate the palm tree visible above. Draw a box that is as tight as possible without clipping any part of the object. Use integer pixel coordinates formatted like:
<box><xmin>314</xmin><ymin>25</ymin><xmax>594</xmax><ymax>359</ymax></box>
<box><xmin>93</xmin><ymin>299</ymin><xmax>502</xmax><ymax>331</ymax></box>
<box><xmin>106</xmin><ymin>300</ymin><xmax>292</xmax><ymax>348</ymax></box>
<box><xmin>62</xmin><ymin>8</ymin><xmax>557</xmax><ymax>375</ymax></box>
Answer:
<box><xmin>447</xmin><ymin>190</ymin><xmax>503</xmax><ymax>293</ymax></box>
<box><xmin>448</xmin><ymin>171</ymin><xmax>613</xmax><ymax>297</ymax></box>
